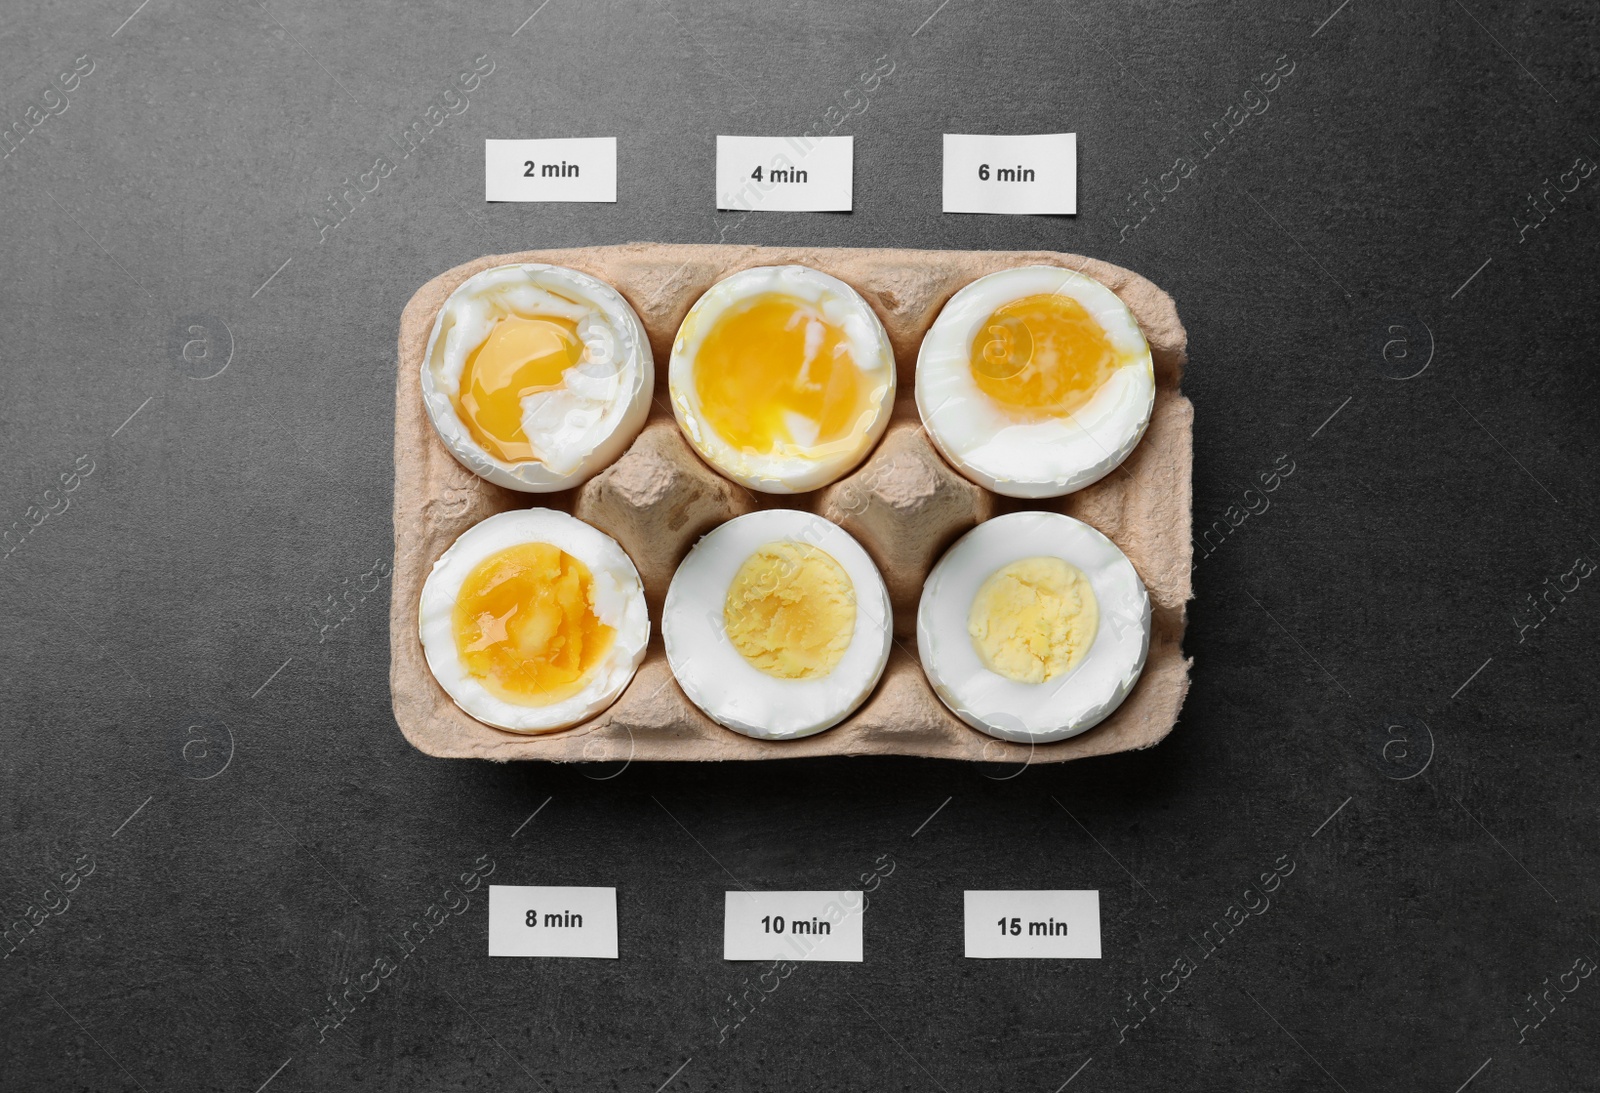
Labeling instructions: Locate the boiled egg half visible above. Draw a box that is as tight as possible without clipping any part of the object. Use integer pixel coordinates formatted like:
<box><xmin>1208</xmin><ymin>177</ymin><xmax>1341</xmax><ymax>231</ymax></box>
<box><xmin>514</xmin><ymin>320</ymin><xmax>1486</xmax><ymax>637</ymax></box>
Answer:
<box><xmin>422</xmin><ymin>263</ymin><xmax>652</xmax><ymax>492</ymax></box>
<box><xmin>419</xmin><ymin>509</ymin><xmax>649</xmax><ymax>733</ymax></box>
<box><xmin>917</xmin><ymin>511</ymin><xmax>1149</xmax><ymax>743</ymax></box>
<box><xmin>663</xmin><ymin>510</ymin><xmax>891</xmax><ymax>739</ymax></box>
<box><xmin>916</xmin><ymin>266</ymin><xmax>1154</xmax><ymax>498</ymax></box>
<box><xmin>669</xmin><ymin>266</ymin><xmax>895</xmax><ymax>493</ymax></box>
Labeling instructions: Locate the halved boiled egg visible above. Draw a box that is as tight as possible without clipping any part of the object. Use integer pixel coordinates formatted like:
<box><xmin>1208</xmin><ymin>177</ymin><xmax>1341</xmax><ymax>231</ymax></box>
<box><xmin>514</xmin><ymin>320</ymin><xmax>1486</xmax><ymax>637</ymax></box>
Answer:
<box><xmin>916</xmin><ymin>266</ymin><xmax>1154</xmax><ymax>498</ymax></box>
<box><xmin>669</xmin><ymin>265</ymin><xmax>895</xmax><ymax>494</ymax></box>
<box><xmin>419</xmin><ymin>509</ymin><xmax>649</xmax><ymax>733</ymax></box>
<box><xmin>917</xmin><ymin>511</ymin><xmax>1149</xmax><ymax>742</ymax></box>
<box><xmin>422</xmin><ymin>264</ymin><xmax>652</xmax><ymax>492</ymax></box>
<box><xmin>663</xmin><ymin>510</ymin><xmax>891</xmax><ymax>739</ymax></box>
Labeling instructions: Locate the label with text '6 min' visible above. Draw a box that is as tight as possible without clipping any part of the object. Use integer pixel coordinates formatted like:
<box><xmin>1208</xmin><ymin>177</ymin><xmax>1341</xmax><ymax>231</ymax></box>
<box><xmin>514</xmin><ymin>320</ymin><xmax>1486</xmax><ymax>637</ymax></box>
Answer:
<box><xmin>942</xmin><ymin>133</ymin><xmax>1076</xmax><ymax>215</ymax></box>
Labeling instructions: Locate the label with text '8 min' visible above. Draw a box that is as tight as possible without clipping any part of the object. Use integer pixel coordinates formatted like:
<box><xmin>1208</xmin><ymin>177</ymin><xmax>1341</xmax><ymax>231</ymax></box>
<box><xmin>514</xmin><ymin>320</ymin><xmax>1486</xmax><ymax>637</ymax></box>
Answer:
<box><xmin>487</xmin><ymin>885</ymin><xmax>618</xmax><ymax>958</ymax></box>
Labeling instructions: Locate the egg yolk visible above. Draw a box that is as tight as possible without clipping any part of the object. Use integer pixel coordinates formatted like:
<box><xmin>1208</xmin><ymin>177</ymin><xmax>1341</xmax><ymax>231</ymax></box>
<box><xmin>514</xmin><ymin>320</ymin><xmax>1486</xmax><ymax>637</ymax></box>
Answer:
<box><xmin>456</xmin><ymin>312</ymin><xmax>585</xmax><ymax>464</ymax></box>
<box><xmin>723</xmin><ymin>541</ymin><xmax>856</xmax><ymax>679</ymax></box>
<box><xmin>451</xmin><ymin>542</ymin><xmax>616</xmax><ymax>705</ymax></box>
<box><xmin>968</xmin><ymin>556</ymin><xmax>1098</xmax><ymax>684</ymax></box>
<box><xmin>692</xmin><ymin>294</ymin><xmax>875</xmax><ymax>456</ymax></box>
<box><xmin>970</xmin><ymin>293</ymin><xmax>1125</xmax><ymax>421</ymax></box>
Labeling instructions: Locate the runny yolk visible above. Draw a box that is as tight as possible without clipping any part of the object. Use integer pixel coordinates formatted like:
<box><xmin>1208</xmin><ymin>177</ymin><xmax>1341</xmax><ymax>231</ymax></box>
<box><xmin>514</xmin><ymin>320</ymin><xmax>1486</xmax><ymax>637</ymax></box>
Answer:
<box><xmin>723</xmin><ymin>541</ymin><xmax>856</xmax><ymax>679</ymax></box>
<box><xmin>969</xmin><ymin>293</ymin><xmax>1125</xmax><ymax>421</ymax></box>
<box><xmin>692</xmin><ymin>294</ymin><xmax>872</xmax><ymax>456</ymax></box>
<box><xmin>456</xmin><ymin>313</ymin><xmax>585</xmax><ymax>463</ymax></box>
<box><xmin>451</xmin><ymin>542</ymin><xmax>615</xmax><ymax>705</ymax></box>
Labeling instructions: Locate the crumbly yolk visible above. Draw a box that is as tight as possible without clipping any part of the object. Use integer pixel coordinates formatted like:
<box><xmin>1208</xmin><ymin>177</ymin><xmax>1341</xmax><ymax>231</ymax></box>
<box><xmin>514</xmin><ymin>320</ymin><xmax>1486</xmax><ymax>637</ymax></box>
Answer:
<box><xmin>692</xmin><ymin>294</ymin><xmax>873</xmax><ymax>456</ymax></box>
<box><xmin>723</xmin><ymin>541</ymin><xmax>856</xmax><ymax>679</ymax></box>
<box><xmin>451</xmin><ymin>542</ymin><xmax>615</xmax><ymax>705</ymax></box>
<box><xmin>970</xmin><ymin>293</ymin><xmax>1125</xmax><ymax>421</ymax></box>
<box><xmin>968</xmin><ymin>556</ymin><xmax>1098</xmax><ymax>684</ymax></box>
<box><xmin>456</xmin><ymin>312</ymin><xmax>585</xmax><ymax>463</ymax></box>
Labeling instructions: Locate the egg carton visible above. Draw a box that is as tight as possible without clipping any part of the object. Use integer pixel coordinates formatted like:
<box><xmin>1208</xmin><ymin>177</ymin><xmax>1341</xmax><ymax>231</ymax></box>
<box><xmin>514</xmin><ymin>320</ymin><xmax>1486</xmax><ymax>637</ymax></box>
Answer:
<box><xmin>390</xmin><ymin>244</ymin><xmax>1192</xmax><ymax>763</ymax></box>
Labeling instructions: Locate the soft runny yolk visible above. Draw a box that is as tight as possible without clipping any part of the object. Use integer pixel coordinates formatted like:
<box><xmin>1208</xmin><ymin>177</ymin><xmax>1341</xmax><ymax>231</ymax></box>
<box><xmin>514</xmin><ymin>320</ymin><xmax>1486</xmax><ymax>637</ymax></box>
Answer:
<box><xmin>968</xmin><ymin>556</ymin><xmax>1098</xmax><ymax>684</ymax></box>
<box><xmin>723</xmin><ymin>541</ymin><xmax>856</xmax><ymax>679</ymax></box>
<box><xmin>451</xmin><ymin>542</ymin><xmax>616</xmax><ymax>705</ymax></box>
<box><xmin>970</xmin><ymin>293</ymin><xmax>1125</xmax><ymax>421</ymax></box>
<box><xmin>692</xmin><ymin>294</ymin><xmax>873</xmax><ymax>456</ymax></box>
<box><xmin>456</xmin><ymin>313</ymin><xmax>585</xmax><ymax>463</ymax></box>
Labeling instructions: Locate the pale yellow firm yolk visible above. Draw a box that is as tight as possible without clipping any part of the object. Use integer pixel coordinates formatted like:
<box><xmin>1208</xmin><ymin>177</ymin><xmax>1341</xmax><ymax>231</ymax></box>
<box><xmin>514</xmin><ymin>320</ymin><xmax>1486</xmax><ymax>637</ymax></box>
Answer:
<box><xmin>693</xmin><ymin>294</ymin><xmax>872</xmax><ymax>456</ymax></box>
<box><xmin>723</xmin><ymin>541</ymin><xmax>857</xmax><ymax>679</ymax></box>
<box><xmin>970</xmin><ymin>293</ymin><xmax>1126</xmax><ymax>420</ymax></box>
<box><xmin>452</xmin><ymin>542</ymin><xmax>616</xmax><ymax>705</ymax></box>
<box><xmin>456</xmin><ymin>313</ymin><xmax>585</xmax><ymax>463</ymax></box>
<box><xmin>968</xmin><ymin>556</ymin><xmax>1098</xmax><ymax>684</ymax></box>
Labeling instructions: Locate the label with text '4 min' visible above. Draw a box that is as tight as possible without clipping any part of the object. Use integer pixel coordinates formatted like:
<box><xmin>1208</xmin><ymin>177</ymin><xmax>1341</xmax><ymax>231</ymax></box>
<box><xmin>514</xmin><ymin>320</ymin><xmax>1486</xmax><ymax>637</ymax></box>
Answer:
<box><xmin>963</xmin><ymin>890</ymin><xmax>1100</xmax><ymax>958</ymax></box>
<box><xmin>716</xmin><ymin>135</ymin><xmax>853</xmax><ymax>212</ymax></box>
<box><xmin>487</xmin><ymin>885</ymin><xmax>618</xmax><ymax>958</ymax></box>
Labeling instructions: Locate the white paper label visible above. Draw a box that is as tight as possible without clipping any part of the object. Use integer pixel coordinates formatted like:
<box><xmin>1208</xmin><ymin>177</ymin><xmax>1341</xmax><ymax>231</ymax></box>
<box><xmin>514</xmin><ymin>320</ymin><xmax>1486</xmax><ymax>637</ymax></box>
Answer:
<box><xmin>716</xmin><ymin>136</ymin><xmax>854</xmax><ymax>212</ymax></box>
<box><xmin>942</xmin><ymin>133</ymin><xmax>1077</xmax><ymax>215</ymax></box>
<box><xmin>723</xmin><ymin>891</ymin><xmax>864</xmax><ymax>962</ymax></box>
<box><xmin>488</xmin><ymin>885</ymin><xmax>618</xmax><ymax>958</ymax></box>
<box><xmin>485</xmin><ymin>138</ymin><xmax>617</xmax><ymax>202</ymax></box>
<box><xmin>963</xmin><ymin>891</ymin><xmax>1101</xmax><ymax>958</ymax></box>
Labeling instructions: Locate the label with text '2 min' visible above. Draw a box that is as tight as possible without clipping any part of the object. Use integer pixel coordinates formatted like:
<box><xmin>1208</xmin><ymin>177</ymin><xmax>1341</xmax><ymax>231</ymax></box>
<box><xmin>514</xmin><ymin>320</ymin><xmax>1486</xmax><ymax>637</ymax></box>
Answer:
<box><xmin>484</xmin><ymin>138</ymin><xmax>617</xmax><ymax>202</ymax></box>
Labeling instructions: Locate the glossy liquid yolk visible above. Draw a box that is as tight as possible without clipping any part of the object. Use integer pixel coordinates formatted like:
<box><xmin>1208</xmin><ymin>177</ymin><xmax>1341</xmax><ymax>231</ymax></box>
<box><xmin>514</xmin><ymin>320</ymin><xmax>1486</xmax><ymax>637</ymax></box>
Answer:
<box><xmin>970</xmin><ymin>293</ymin><xmax>1124</xmax><ymax>421</ymax></box>
<box><xmin>724</xmin><ymin>541</ymin><xmax>856</xmax><ymax>679</ymax></box>
<box><xmin>451</xmin><ymin>542</ymin><xmax>616</xmax><ymax>705</ymax></box>
<box><xmin>693</xmin><ymin>295</ymin><xmax>870</xmax><ymax>456</ymax></box>
<box><xmin>457</xmin><ymin>314</ymin><xmax>585</xmax><ymax>463</ymax></box>
<box><xmin>968</xmin><ymin>556</ymin><xmax>1098</xmax><ymax>684</ymax></box>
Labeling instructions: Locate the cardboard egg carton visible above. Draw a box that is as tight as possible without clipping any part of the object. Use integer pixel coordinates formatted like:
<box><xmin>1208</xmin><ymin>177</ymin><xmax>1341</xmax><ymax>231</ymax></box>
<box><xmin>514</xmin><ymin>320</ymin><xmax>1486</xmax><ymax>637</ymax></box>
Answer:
<box><xmin>391</xmin><ymin>244</ymin><xmax>1191</xmax><ymax>763</ymax></box>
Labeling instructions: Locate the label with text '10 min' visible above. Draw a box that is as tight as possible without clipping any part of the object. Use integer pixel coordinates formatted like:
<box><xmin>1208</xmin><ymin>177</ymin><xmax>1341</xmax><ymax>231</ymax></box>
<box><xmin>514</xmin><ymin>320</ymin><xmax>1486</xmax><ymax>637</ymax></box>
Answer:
<box><xmin>723</xmin><ymin>891</ymin><xmax>864</xmax><ymax>962</ymax></box>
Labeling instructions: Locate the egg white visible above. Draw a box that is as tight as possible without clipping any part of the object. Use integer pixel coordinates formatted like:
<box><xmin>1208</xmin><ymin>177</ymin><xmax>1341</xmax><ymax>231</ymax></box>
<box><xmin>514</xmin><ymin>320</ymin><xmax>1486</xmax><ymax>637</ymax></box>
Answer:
<box><xmin>669</xmin><ymin>265</ymin><xmax>895</xmax><ymax>494</ymax></box>
<box><xmin>422</xmin><ymin>264</ymin><xmax>653</xmax><ymax>492</ymax></box>
<box><xmin>419</xmin><ymin>509</ymin><xmax>649</xmax><ymax>733</ymax></box>
<box><xmin>915</xmin><ymin>265</ymin><xmax>1154</xmax><ymax>498</ymax></box>
<box><xmin>662</xmin><ymin>510</ymin><xmax>892</xmax><ymax>740</ymax></box>
<box><xmin>917</xmin><ymin>512</ymin><xmax>1149</xmax><ymax>743</ymax></box>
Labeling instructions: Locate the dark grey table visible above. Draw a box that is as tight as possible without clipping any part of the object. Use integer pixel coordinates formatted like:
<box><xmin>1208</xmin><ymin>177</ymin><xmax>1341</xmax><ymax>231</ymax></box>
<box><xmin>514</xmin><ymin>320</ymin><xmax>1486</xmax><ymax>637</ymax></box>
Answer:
<box><xmin>4</xmin><ymin>2</ymin><xmax>1597</xmax><ymax>1090</ymax></box>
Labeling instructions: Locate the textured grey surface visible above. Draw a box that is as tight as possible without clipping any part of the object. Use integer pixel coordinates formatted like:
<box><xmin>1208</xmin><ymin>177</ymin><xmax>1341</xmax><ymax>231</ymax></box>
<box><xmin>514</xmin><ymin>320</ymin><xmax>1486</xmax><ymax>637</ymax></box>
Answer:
<box><xmin>3</xmin><ymin>1</ymin><xmax>1598</xmax><ymax>1091</ymax></box>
